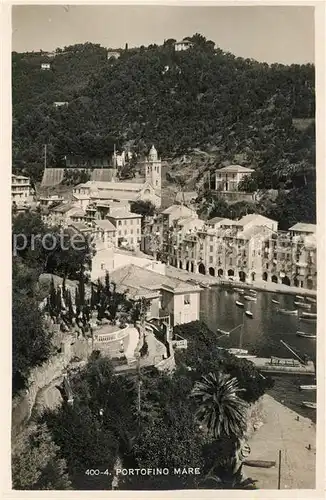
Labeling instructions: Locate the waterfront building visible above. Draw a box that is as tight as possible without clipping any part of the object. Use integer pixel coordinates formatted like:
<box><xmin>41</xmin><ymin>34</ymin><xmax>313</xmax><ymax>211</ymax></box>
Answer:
<box><xmin>108</xmin><ymin>264</ymin><xmax>201</xmax><ymax>326</ymax></box>
<box><xmin>165</xmin><ymin>209</ymin><xmax>316</xmax><ymax>289</ymax></box>
<box><xmin>141</xmin><ymin>204</ymin><xmax>197</xmax><ymax>258</ymax></box>
<box><xmin>12</xmin><ymin>174</ymin><xmax>33</xmax><ymax>205</ymax></box>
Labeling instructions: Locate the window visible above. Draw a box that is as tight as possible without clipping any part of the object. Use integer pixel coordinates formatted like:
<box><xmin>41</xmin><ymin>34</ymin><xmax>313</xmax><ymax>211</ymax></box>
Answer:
<box><xmin>124</xmin><ymin>230</ymin><xmax>127</xmax><ymax>235</ymax></box>
<box><xmin>210</xmin><ymin>236</ymin><xmax>214</xmax><ymax>242</ymax></box>
<box><xmin>131</xmin><ymin>229</ymin><xmax>133</xmax><ymax>235</ymax></box>
<box><xmin>209</xmin><ymin>256</ymin><xmax>213</xmax><ymax>263</ymax></box>
<box><xmin>101</xmin><ymin>263</ymin><xmax>105</xmax><ymax>270</ymax></box>
<box><xmin>184</xmin><ymin>294</ymin><xmax>190</xmax><ymax>305</ymax></box>
<box><xmin>118</xmin><ymin>220</ymin><xmax>122</xmax><ymax>226</ymax></box>
<box><xmin>130</xmin><ymin>219</ymin><xmax>133</xmax><ymax>225</ymax></box>
<box><xmin>137</xmin><ymin>228</ymin><xmax>140</xmax><ymax>234</ymax></box>
<box><xmin>210</xmin><ymin>245</ymin><xmax>213</xmax><ymax>253</ymax></box>
<box><xmin>118</xmin><ymin>230</ymin><xmax>121</xmax><ymax>236</ymax></box>
<box><xmin>124</xmin><ymin>220</ymin><xmax>127</xmax><ymax>225</ymax></box>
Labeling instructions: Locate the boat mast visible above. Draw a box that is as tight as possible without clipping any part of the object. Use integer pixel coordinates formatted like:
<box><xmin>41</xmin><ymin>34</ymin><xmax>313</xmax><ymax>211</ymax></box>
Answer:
<box><xmin>280</xmin><ymin>340</ymin><xmax>307</xmax><ymax>365</ymax></box>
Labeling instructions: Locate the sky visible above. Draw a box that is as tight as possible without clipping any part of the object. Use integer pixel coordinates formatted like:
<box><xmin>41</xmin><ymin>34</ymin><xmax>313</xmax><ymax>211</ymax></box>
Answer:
<box><xmin>12</xmin><ymin>5</ymin><xmax>314</xmax><ymax>65</ymax></box>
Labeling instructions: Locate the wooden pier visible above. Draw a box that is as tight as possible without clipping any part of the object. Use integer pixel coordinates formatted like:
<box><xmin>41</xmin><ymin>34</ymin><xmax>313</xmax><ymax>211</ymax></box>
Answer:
<box><xmin>250</xmin><ymin>357</ymin><xmax>315</xmax><ymax>375</ymax></box>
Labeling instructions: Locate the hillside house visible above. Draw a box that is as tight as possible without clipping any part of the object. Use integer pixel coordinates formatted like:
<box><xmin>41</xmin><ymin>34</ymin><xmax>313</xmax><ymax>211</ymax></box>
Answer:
<box><xmin>41</xmin><ymin>63</ymin><xmax>51</xmax><ymax>70</ymax></box>
<box><xmin>215</xmin><ymin>165</ymin><xmax>254</xmax><ymax>192</ymax></box>
<box><xmin>12</xmin><ymin>174</ymin><xmax>32</xmax><ymax>205</ymax></box>
<box><xmin>174</xmin><ymin>40</ymin><xmax>193</xmax><ymax>51</ymax></box>
<box><xmin>107</xmin><ymin>264</ymin><xmax>201</xmax><ymax>326</ymax></box>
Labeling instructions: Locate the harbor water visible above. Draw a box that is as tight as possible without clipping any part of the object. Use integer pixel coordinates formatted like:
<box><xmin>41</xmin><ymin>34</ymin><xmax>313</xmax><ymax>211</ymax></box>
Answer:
<box><xmin>200</xmin><ymin>286</ymin><xmax>317</xmax><ymax>421</ymax></box>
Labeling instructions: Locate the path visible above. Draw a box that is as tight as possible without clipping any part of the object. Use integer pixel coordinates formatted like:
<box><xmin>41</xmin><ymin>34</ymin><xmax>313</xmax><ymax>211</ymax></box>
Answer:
<box><xmin>244</xmin><ymin>394</ymin><xmax>316</xmax><ymax>489</ymax></box>
<box><xmin>124</xmin><ymin>326</ymin><xmax>140</xmax><ymax>362</ymax></box>
<box><xmin>165</xmin><ymin>265</ymin><xmax>316</xmax><ymax>297</ymax></box>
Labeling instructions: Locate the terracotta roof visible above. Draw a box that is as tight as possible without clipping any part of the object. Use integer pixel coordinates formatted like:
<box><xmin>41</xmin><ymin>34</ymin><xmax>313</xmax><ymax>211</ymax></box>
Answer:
<box><xmin>289</xmin><ymin>223</ymin><xmax>316</xmax><ymax>234</ymax></box>
<box><xmin>106</xmin><ymin>210</ymin><xmax>142</xmax><ymax>220</ymax></box>
<box><xmin>95</xmin><ymin>220</ymin><xmax>116</xmax><ymax>232</ymax></box>
<box><xmin>91</xmin><ymin>190</ymin><xmax>139</xmax><ymax>201</ymax></box>
<box><xmin>217</xmin><ymin>165</ymin><xmax>254</xmax><ymax>173</ymax></box>
<box><xmin>106</xmin><ymin>264</ymin><xmax>201</xmax><ymax>298</ymax></box>
<box><xmin>208</xmin><ymin>217</ymin><xmax>225</xmax><ymax>224</ymax></box>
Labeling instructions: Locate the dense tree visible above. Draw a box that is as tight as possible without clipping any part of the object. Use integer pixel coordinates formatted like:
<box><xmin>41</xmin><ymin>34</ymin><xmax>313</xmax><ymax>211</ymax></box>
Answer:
<box><xmin>12</xmin><ymin>260</ymin><xmax>53</xmax><ymax>394</ymax></box>
<box><xmin>12</xmin><ymin>424</ymin><xmax>71</xmax><ymax>490</ymax></box>
<box><xmin>130</xmin><ymin>200</ymin><xmax>155</xmax><ymax>217</ymax></box>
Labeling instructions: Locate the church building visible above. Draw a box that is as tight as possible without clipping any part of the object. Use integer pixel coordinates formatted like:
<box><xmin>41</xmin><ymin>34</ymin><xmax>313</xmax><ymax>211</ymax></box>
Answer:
<box><xmin>73</xmin><ymin>145</ymin><xmax>162</xmax><ymax>208</ymax></box>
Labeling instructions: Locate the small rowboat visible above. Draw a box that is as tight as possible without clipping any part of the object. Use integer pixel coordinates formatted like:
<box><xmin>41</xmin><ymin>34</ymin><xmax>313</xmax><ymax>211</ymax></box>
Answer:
<box><xmin>302</xmin><ymin>401</ymin><xmax>317</xmax><ymax>409</ymax></box>
<box><xmin>300</xmin><ymin>317</ymin><xmax>316</xmax><ymax>322</ymax></box>
<box><xmin>299</xmin><ymin>385</ymin><xmax>316</xmax><ymax>391</ymax></box>
<box><xmin>235</xmin><ymin>354</ymin><xmax>257</xmax><ymax>359</ymax></box>
<box><xmin>245</xmin><ymin>310</ymin><xmax>253</xmax><ymax>318</ymax></box>
<box><xmin>306</xmin><ymin>297</ymin><xmax>317</xmax><ymax>304</ymax></box>
<box><xmin>272</xmin><ymin>299</ymin><xmax>280</xmax><ymax>304</ymax></box>
<box><xmin>217</xmin><ymin>328</ymin><xmax>229</xmax><ymax>336</ymax></box>
<box><xmin>294</xmin><ymin>301</ymin><xmax>311</xmax><ymax>309</ymax></box>
<box><xmin>278</xmin><ymin>308</ymin><xmax>298</xmax><ymax>316</ymax></box>
<box><xmin>234</xmin><ymin>287</ymin><xmax>244</xmax><ymax>293</ymax></box>
<box><xmin>249</xmin><ymin>289</ymin><xmax>257</xmax><ymax>295</ymax></box>
<box><xmin>301</xmin><ymin>311</ymin><xmax>317</xmax><ymax>319</ymax></box>
<box><xmin>227</xmin><ymin>348</ymin><xmax>248</xmax><ymax>355</ymax></box>
<box><xmin>244</xmin><ymin>295</ymin><xmax>257</xmax><ymax>302</ymax></box>
<box><xmin>244</xmin><ymin>460</ymin><xmax>276</xmax><ymax>469</ymax></box>
<box><xmin>236</xmin><ymin>300</ymin><xmax>244</xmax><ymax>307</ymax></box>
<box><xmin>296</xmin><ymin>331</ymin><xmax>316</xmax><ymax>339</ymax></box>
<box><xmin>296</xmin><ymin>295</ymin><xmax>305</xmax><ymax>301</ymax></box>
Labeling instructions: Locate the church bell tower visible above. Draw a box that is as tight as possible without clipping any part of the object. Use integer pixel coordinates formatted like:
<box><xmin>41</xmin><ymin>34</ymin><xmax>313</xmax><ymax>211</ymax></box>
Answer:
<box><xmin>145</xmin><ymin>145</ymin><xmax>161</xmax><ymax>192</ymax></box>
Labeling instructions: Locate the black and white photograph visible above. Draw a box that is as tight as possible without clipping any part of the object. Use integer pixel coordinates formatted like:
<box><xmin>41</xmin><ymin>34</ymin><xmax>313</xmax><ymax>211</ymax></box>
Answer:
<box><xmin>8</xmin><ymin>2</ymin><xmax>323</xmax><ymax>492</ymax></box>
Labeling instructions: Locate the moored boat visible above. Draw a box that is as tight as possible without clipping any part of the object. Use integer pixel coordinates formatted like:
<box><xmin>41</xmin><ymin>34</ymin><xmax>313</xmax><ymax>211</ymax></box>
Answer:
<box><xmin>296</xmin><ymin>295</ymin><xmax>305</xmax><ymax>301</ymax></box>
<box><xmin>306</xmin><ymin>297</ymin><xmax>317</xmax><ymax>304</ymax></box>
<box><xmin>300</xmin><ymin>316</ymin><xmax>317</xmax><ymax>322</ymax></box>
<box><xmin>234</xmin><ymin>287</ymin><xmax>244</xmax><ymax>293</ymax></box>
<box><xmin>244</xmin><ymin>295</ymin><xmax>257</xmax><ymax>302</ymax></box>
<box><xmin>302</xmin><ymin>401</ymin><xmax>317</xmax><ymax>409</ymax></box>
<box><xmin>278</xmin><ymin>308</ymin><xmax>298</xmax><ymax>316</ymax></box>
<box><xmin>236</xmin><ymin>300</ymin><xmax>244</xmax><ymax>307</ymax></box>
<box><xmin>227</xmin><ymin>348</ymin><xmax>248</xmax><ymax>355</ymax></box>
<box><xmin>294</xmin><ymin>301</ymin><xmax>311</xmax><ymax>309</ymax></box>
<box><xmin>245</xmin><ymin>310</ymin><xmax>253</xmax><ymax>318</ymax></box>
<box><xmin>235</xmin><ymin>354</ymin><xmax>257</xmax><ymax>359</ymax></box>
<box><xmin>301</xmin><ymin>311</ymin><xmax>317</xmax><ymax>319</ymax></box>
<box><xmin>249</xmin><ymin>289</ymin><xmax>257</xmax><ymax>295</ymax></box>
<box><xmin>217</xmin><ymin>328</ymin><xmax>229</xmax><ymax>336</ymax></box>
<box><xmin>296</xmin><ymin>331</ymin><xmax>316</xmax><ymax>339</ymax></box>
<box><xmin>299</xmin><ymin>384</ymin><xmax>316</xmax><ymax>391</ymax></box>
<box><xmin>272</xmin><ymin>299</ymin><xmax>280</xmax><ymax>304</ymax></box>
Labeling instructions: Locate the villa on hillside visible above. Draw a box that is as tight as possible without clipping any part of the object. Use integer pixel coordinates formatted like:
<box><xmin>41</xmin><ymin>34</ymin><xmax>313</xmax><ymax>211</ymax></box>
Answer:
<box><xmin>100</xmin><ymin>264</ymin><xmax>201</xmax><ymax>326</ymax></box>
<box><xmin>214</xmin><ymin>164</ymin><xmax>256</xmax><ymax>203</ymax></box>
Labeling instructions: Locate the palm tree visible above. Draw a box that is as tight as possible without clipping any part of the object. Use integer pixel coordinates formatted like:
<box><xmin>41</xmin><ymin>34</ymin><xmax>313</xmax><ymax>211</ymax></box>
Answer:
<box><xmin>191</xmin><ymin>372</ymin><xmax>250</xmax><ymax>483</ymax></box>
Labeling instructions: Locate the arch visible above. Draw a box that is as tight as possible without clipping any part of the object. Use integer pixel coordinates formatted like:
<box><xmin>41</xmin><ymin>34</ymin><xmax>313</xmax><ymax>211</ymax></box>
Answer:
<box><xmin>251</xmin><ymin>272</ymin><xmax>256</xmax><ymax>282</ymax></box>
<box><xmin>190</xmin><ymin>262</ymin><xmax>194</xmax><ymax>273</ymax></box>
<box><xmin>209</xmin><ymin>267</ymin><xmax>215</xmax><ymax>277</ymax></box>
<box><xmin>185</xmin><ymin>261</ymin><xmax>190</xmax><ymax>271</ymax></box>
<box><xmin>262</xmin><ymin>272</ymin><xmax>268</xmax><ymax>282</ymax></box>
<box><xmin>179</xmin><ymin>260</ymin><xmax>183</xmax><ymax>270</ymax></box>
<box><xmin>239</xmin><ymin>271</ymin><xmax>246</xmax><ymax>283</ymax></box>
<box><xmin>218</xmin><ymin>268</ymin><xmax>224</xmax><ymax>277</ymax></box>
<box><xmin>293</xmin><ymin>276</ymin><xmax>299</xmax><ymax>287</ymax></box>
<box><xmin>281</xmin><ymin>276</ymin><xmax>291</xmax><ymax>286</ymax></box>
<box><xmin>306</xmin><ymin>276</ymin><xmax>313</xmax><ymax>290</ymax></box>
<box><xmin>144</xmin><ymin>188</ymin><xmax>151</xmax><ymax>195</ymax></box>
<box><xmin>227</xmin><ymin>269</ymin><xmax>234</xmax><ymax>277</ymax></box>
<box><xmin>198</xmin><ymin>263</ymin><xmax>206</xmax><ymax>275</ymax></box>
<box><xmin>271</xmin><ymin>275</ymin><xmax>278</xmax><ymax>283</ymax></box>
